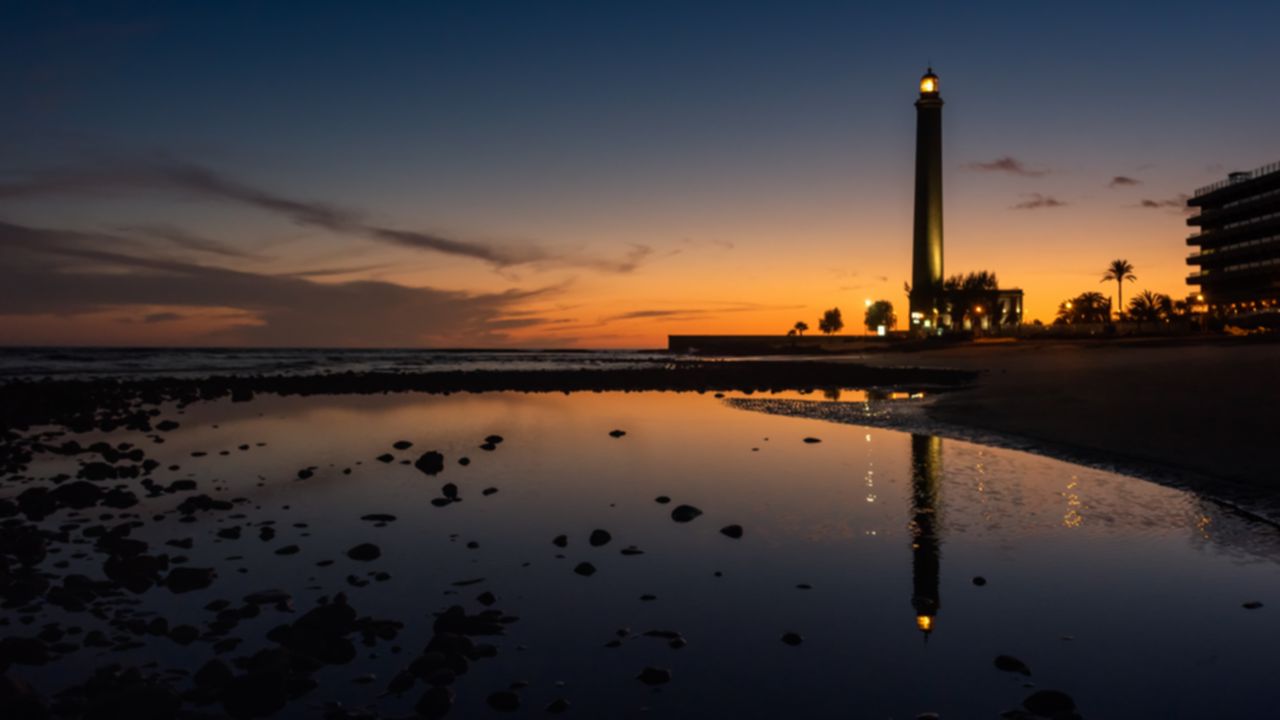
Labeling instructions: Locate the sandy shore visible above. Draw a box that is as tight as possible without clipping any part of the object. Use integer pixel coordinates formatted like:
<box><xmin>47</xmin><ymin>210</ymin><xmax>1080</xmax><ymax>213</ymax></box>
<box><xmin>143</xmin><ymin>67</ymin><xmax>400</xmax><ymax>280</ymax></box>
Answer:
<box><xmin>855</xmin><ymin>336</ymin><xmax>1280</xmax><ymax>519</ymax></box>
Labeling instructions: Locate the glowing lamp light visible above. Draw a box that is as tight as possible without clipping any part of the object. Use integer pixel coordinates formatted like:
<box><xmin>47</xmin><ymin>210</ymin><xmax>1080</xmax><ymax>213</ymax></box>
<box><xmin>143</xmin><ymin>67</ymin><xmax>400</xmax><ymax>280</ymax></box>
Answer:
<box><xmin>916</xmin><ymin>615</ymin><xmax>934</xmax><ymax>632</ymax></box>
<box><xmin>919</xmin><ymin>68</ymin><xmax>939</xmax><ymax>95</ymax></box>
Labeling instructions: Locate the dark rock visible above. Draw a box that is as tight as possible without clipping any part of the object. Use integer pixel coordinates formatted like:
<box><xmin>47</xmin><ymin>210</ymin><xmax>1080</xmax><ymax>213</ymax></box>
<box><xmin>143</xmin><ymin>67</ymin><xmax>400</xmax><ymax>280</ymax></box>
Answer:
<box><xmin>361</xmin><ymin>514</ymin><xmax>397</xmax><ymax>523</ymax></box>
<box><xmin>636</xmin><ymin>666</ymin><xmax>671</xmax><ymax>685</ymax></box>
<box><xmin>484</xmin><ymin>435</ymin><xmax>504</xmax><ymax>445</ymax></box>
<box><xmin>608</xmin><ymin>429</ymin><xmax>626</xmax><ymax>438</ymax></box>
<box><xmin>1243</xmin><ymin>601</ymin><xmax>1264</xmax><ymax>609</ymax></box>
<box><xmin>573</xmin><ymin>562</ymin><xmax>596</xmax><ymax>577</ymax></box>
<box><xmin>393</xmin><ymin>441</ymin><xmax>413</xmax><ymax>450</ymax></box>
<box><xmin>441</xmin><ymin>483</ymin><xmax>458</xmax><ymax>500</ymax></box>
<box><xmin>589</xmin><ymin>529</ymin><xmax>612</xmax><ymax>547</ymax></box>
<box><xmin>671</xmin><ymin>505</ymin><xmax>702</xmax><ymax>522</ymax></box>
<box><xmin>477</xmin><ymin>591</ymin><xmax>496</xmax><ymax>606</ymax></box>
<box><xmin>415</xmin><ymin>452</ymin><xmax>445</xmax><ymax>476</ymax></box>
<box><xmin>620</xmin><ymin>546</ymin><xmax>644</xmax><ymax>556</ymax></box>
<box><xmin>545</xmin><ymin>697</ymin><xmax>570</xmax><ymax>713</ymax></box>
<box><xmin>973</xmin><ymin>576</ymin><xmax>987</xmax><ymax>586</ymax></box>
<box><xmin>720</xmin><ymin>524</ymin><xmax>744</xmax><ymax>539</ymax></box>
<box><xmin>275</xmin><ymin>545</ymin><xmax>301</xmax><ymax>556</ymax></box>
<box><xmin>0</xmin><ymin>672</ymin><xmax>48</xmax><ymax>719</ymax></box>
<box><xmin>347</xmin><ymin>543</ymin><xmax>381</xmax><ymax>562</ymax></box>
<box><xmin>487</xmin><ymin>690</ymin><xmax>520</xmax><ymax>712</ymax></box>
<box><xmin>415</xmin><ymin>685</ymin><xmax>454</xmax><ymax>718</ymax></box>
<box><xmin>780</xmin><ymin>632</ymin><xmax>803</xmax><ymax>646</ymax></box>
<box><xmin>552</xmin><ymin>535</ymin><xmax>568</xmax><ymax>548</ymax></box>
<box><xmin>375</xmin><ymin>454</ymin><xmax>395</xmax><ymax>463</ymax></box>
<box><xmin>654</xmin><ymin>496</ymin><xmax>671</xmax><ymax>504</ymax></box>
<box><xmin>802</xmin><ymin>437</ymin><xmax>821</xmax><ymax>443</ymax></box>
<box><xmin>995</xmin><ymin>655</ymin><xmax>1032</xmax><ymax>676</ymax></box>
<box><xmin>169</xmin><ymin>625</ymin><xmax>199</xmax><ymax>645</ymax></box>
<box><xmin>217</xmin><ymin>526</ymin><xmax>242</xmax><ymax>540</ymax></box>
<box><xmin>1022</xmin><ymin>689</ymin><xmax>1076</xmax><ymax>716</ymax></box>
<box><xmin>482</xmin><ymin>487</ymin><xmax>498</xmax><ymax>496</ymax></box>
<box><xmin>165</xmin><ymin>567</ymin><xmax>216</xmax><ymax>594</ymax></box>
<box><xmin>479</xmin><ymin>442</ymin><xmax>497</xmax><ymax>452</ymax></box>
<box><xmin>194</xmin><ymin>659</ymin><xmax>233</xmax><ymax>688</ymax></box>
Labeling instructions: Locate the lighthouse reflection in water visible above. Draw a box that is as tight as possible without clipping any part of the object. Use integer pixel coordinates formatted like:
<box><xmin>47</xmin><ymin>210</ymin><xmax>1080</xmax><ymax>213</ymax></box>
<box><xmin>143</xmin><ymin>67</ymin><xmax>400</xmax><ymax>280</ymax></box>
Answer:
<box><xmin>909</xmin><ymin>434</ymin><xmax>943</xmax><ymax>637</ymax></box>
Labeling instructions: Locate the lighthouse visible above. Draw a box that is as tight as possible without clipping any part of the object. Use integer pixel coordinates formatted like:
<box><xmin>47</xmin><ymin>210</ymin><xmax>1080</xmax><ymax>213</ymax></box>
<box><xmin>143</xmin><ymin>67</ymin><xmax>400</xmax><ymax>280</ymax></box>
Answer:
<box><xmin>910</xmin><ymin>68</ymin><xmax>944</xmax><ymax>329</ymax></box>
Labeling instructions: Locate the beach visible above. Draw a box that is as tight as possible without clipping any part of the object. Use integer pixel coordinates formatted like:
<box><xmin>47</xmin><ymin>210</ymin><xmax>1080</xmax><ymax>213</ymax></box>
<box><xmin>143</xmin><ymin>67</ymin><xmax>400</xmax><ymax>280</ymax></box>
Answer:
<box><xmin>1</xmin><ymin>350</ymin><xmax>1279</xmax><ymax>718</ymax></box>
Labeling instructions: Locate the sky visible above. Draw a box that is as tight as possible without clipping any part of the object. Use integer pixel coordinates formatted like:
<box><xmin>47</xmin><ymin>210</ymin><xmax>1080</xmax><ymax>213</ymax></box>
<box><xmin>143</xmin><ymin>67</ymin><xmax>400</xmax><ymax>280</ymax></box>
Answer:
<box><xmin>2</xmin><ymin>0</ymin><xmax>1278</xmax><ymax>348</ymax></box>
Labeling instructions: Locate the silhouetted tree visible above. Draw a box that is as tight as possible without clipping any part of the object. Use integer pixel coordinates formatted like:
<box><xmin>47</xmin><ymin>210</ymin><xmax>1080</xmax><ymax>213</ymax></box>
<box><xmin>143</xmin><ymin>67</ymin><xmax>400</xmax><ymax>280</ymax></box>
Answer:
<box><xmin>793</xmin><ymin>321</ymin><xmax>809</xmax><ymax>336</ymax></box>
<box><xmin>1057</xmin><ymin>291</ymin><xmax>1110</xmax><ymax>324</ymax></box>
<box><xmin>1128</xmin><ymin>290</ymin><xmax>1172</xmax><ymax>327</ymax></box>
<box><xmin>943</xmin><ymin>271</ymin><xmax>999</xmax><ymax>330</ymax></box>
<box><xmin>818</xmin><ymin>308</ymin><xmax>844</xmax><ymax>335</ymax></box>
<box><xmin>864</xmin><ymin>300</ymin><xmax>896</xmax><ymax>332</ymax></box>
<box><xmin>1101</xmin><ymin>259</ymin><xmax>1136</xmax><ymax>321</ymax></box>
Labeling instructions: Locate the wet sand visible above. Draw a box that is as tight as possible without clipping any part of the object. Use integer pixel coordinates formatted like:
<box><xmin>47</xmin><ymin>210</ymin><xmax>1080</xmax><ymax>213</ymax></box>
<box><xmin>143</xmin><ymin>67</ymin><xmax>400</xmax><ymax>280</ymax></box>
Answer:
<box><xmin>858</xmin><ymin>337</ymin><xmax>1280</xmax><ymax>519</ymax></box>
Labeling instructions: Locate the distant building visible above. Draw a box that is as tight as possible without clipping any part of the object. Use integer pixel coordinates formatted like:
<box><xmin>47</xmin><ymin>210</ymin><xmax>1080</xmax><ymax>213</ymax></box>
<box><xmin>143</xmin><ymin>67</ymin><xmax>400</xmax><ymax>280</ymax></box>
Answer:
<box><xmin>1186</xmin><ymin>161</ymin><xmax>1280</xmax><ymax>314</ymax></box>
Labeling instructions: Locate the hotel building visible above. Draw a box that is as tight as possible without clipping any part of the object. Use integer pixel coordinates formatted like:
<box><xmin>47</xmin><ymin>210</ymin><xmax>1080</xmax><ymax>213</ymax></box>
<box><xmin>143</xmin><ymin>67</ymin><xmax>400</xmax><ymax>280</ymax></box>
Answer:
<box><xmin>1187</xmin><ymin>161</ymin><xmax>1280</xmax><ymax>313</ymax></box>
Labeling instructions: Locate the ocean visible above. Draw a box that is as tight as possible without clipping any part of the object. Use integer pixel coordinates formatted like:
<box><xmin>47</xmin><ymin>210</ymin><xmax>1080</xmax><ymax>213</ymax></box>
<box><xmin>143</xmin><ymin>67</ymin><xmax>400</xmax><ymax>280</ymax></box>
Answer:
<box><xmin>0</xmin><ymin>347</ymin><xmax>677</xmax><ymax>381</ymax></box>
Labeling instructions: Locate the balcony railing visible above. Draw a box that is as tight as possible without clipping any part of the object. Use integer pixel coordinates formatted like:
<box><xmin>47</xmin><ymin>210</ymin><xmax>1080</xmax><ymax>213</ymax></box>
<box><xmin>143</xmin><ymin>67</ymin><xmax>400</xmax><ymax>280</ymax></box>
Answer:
<box><xmin>1195</xmin><ymin>160</ymin><xmax>1280</xmax><ymax>197</ymax></box>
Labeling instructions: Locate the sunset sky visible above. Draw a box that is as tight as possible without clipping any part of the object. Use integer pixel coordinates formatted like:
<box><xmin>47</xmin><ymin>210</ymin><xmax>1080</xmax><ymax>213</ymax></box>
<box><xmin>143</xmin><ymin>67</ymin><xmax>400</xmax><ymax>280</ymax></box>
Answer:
<box><xmin>2</xmin><ymin>1</ymin><xmax>1278</xmax><ymax>348</ymax></box>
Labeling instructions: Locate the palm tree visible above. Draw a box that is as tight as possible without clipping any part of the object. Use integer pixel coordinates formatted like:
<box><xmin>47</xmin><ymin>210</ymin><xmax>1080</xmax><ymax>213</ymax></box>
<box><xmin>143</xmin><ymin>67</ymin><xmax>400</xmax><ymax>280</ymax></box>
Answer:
<box><xmin>1101</xmin><ymin>259</ymin><xmax>1136</xmax><ymax>321</ymax></box>
<box><xmin>1128</xmin><ymin>290</ymin><xmax>1172</xmax><ymax>327</ymax></box>
<box><xmin>793</xmin><ymin>321</ymin><xmax>809</xmax><ymax>337</ymax></box>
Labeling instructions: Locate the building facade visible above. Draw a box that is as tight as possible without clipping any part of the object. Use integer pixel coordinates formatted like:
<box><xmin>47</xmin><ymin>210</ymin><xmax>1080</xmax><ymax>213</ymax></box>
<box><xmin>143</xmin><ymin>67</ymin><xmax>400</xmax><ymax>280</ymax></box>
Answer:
<box><xmin>1186</xmin><ymin>161</ymin><xmax>1280</xmax><ymax>314</ymax></box>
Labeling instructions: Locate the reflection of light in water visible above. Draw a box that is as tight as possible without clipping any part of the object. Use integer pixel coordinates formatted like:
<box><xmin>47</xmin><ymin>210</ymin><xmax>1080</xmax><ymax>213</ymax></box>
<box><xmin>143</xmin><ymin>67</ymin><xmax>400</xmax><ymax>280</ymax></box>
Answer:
<box><xmin>1196</xmin><ymin>514</ymin><xmax>1213</xmax><ymax>541</ymax></box>
<box><xmin>910</xmin><ymin>434</ymin><xmax>942</xmax><ymax>637</ymax></box>
<box><xmin>1063</xmin><ymin>476</ymin><xmax>1084</xmax><ymax>529</ymax></box>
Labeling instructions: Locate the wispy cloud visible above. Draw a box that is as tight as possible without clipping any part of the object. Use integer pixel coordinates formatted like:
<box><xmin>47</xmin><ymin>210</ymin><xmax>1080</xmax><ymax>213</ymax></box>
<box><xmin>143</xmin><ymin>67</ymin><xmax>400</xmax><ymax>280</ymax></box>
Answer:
<box><xmin>1108</xmin><ymin>176</ymin><xmax>1141</xmax><ymax>188</ymax></box>
<box><xmin>1137</xmin><ymin>195</ymin><xmax>1190</xmax><ymax>211</ymax></box>
<box><xmin>0</xmin><ymin>158</ymin><xmax>649</xmax><ymax>273</ymax></box>
<box><xmin>965</xmin><ymin>156</ymin><xmax>1049</xmax><ymax>177</ymax></box>
<box><xmin>1011</xmin><ymin>193</ymin><xmax>1066</xmax><ymax>210</ymax></box>
<box><xmin>117</xmin><ymin>223</ymin><xmax>264</xmax><ymax>260</ymax></box>
<box><xmin>0</xmin><ymin>219</ymin><xmax>554</xmax><ymax>346</ymax></box>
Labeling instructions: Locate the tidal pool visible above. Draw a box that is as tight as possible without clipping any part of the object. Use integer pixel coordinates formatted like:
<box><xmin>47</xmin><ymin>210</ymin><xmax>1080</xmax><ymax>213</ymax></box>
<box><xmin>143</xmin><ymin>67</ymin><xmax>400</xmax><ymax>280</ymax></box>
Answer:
<box><xmin>8</xmin><ymin>390</ymin><xmax>1279</xmax><ymax>718</ymax></box>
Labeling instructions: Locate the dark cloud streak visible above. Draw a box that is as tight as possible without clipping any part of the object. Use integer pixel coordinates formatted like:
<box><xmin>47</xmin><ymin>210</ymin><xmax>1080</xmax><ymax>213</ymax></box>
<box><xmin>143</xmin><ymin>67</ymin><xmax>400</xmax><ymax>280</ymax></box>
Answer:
<box><xmin>966</xmin><ymin>156</ymin><xmax>1049</xmax><ymax>177</ymax></box>
<box><xmin>0</xmin><ymin>159</ymin><xmax>648</xmax><ymax>272</ymax></box>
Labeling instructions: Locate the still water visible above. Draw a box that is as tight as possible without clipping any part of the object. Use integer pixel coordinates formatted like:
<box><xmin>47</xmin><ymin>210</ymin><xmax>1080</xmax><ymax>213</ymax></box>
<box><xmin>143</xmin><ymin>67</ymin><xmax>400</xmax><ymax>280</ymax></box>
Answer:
<box><xmin>13</xmin><ymin>391</ymin><xmax>1280</xmax><ymax>718</ymax></box>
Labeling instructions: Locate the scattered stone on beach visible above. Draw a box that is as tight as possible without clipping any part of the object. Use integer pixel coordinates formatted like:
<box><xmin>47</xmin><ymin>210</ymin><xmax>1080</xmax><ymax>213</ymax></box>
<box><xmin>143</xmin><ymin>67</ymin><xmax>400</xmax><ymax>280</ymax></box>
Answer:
<box><xmin>654</xmin><ymin>496</ymin><xmax>671</xmax><ymax>504</ymax></box>
<box><xmin>414</xmin><ymin>451</ymin><xmax>445</xmax><ymax>476</ymax></box>
<box><xmin>609</xmin><ymin>429</ymin><xmax>626</xmax><ymax>438</ymax></box>
<box><xmin>552</xmin><ymin>534</ymin><xmax>568</xmax><ymax>548</ymax></box>
<box><xmin>477</xmin><ymin>591</ymin><xmax>496</xmax><ymax>606</ymax></box>
<box><xmin>720</xmin><ymin>524</ymin><xmax>743</xmax><ymax>539</ymax></box>
<box><xmin>671</xmin><ymin>505</ymin><xmax>703</xmax><ymax>523</ymax></box>
<box><xmin>480</xmin><ymin>442</ymin><xmax>497</xmax><ymax>451</ymax></box>
<box><xmin>573</xmin><ymin>562</ymin><xmax>596</xmax><ymax>577</ymax></box>
<box><xmin>376</xmin><ymin>453</ymin><xmax>395</xmax><ymax>463</ymax></box>
<box><xmin>485</xmin><ymin>434</ymin><xmax>504</xmax><ymax>445</ymax></box>
<box><xmin>347</xmin><ymin>543</ymin><xmax>381</xmax><ymax>561</ymax></box>
<box><xmin>458</xmin><ymin>457</ymin><xmax>471</xmax><ymax>466</ymax></box>
<box><xmin>482</xmin><ymin>487</ymin><xmax>498</xmax><ymax>496</ymax></box>
<box><xmin>1243</xmin><ymin>601</ymin><xmax>1264</xmax><ymax>609</ymax></box>
<box><xmin>795</xmin><ymin>583</ymin><xmax>812</xmax><ymax>590</ymax></box>
<box><xmin>393</xmin><ymin>441</ymin><xmax>413</xmax><ymax>450</ymax></box>
<box><xmin>416</xmin><ymin>686</ymin><xmax>455</xmax><ymax>717</ymax></box>
<box><xmin>802</xmin><ymin>437</ymin><xmax>821</xmax><ymax>444</ymax></box>
<box><xmin>545</xmin><ymin>697</ymin><xmax>570</xmax><ymax>713</ymax></box>
<box><xmin>973</xmin><ymin>576</ymin><xmax>987</xmax><ymax>586</ymax></box>
<box><xmin>995</xmin><ymin>655</ymin><xmax>1032</xmax><ymax>676</ymax></box>
<box><xmin>640</xmin><ymin>594</ymin><xmax>657</xmax><ymax>602</ymax></box>
<box><xmin>636</xmin><ymin>666</ymin><xmax>671</xmax><ymax>685</ymax></box>
<box><xmin>620</xmin><ymin>545</ymin><xmax>644</xmax><ymax>556</ymax></box>
<box><xmin>361</xmin><ymin>514</ymin><xmax>397</xmax><ymax>523</ymax></box>
<box><xmin>487</xmin><ymin>690</ymin><xmax>520</xmax><ymax>712</ymax></box>
<box><xmin>589</xmin><ymin>529</ymin><xmax>612</xmax><ymax>547</ymax></box>
<box><xmin>780</xmin><ymin>632</ymin><xmax>803</xmax><ymax>646</ymax></box>
<box><xmin>274</xmin><ymin>545</ymin><xmax>300</xmax><ymax>556</ymax></box>
<box><xmin>164</xmin><ymin>566</ymin><xmax>217</xmax><ymax>593</ymax></box>
<box><xmin>297</xmin><ymin>467</ymin><xmax>315</xmax><ymax>479</ymax></box>
<box><xmin>1021</xmin><ymin>689</ymin><xmax>1077</xmax><ymax>717</ymax></box>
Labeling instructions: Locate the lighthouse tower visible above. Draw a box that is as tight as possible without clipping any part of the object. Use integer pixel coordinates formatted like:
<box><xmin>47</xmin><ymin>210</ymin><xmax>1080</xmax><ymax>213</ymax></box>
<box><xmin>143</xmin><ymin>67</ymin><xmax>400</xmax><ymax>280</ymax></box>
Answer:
<box><xmin>910</xmin><ymin>68</ymin><xmax>944</xmax><ymax>330</ymax></box>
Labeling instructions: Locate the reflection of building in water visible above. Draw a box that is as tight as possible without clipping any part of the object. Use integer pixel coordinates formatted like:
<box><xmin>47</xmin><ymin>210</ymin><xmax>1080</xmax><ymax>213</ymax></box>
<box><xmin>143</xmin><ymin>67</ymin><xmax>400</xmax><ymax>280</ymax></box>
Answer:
<box><xmin>909</xmin><ymin>434</ymin><xmax>943</xmax><ymax>637</ymax></box>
